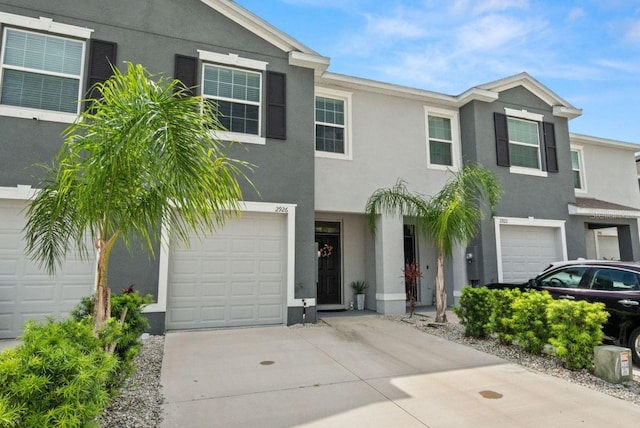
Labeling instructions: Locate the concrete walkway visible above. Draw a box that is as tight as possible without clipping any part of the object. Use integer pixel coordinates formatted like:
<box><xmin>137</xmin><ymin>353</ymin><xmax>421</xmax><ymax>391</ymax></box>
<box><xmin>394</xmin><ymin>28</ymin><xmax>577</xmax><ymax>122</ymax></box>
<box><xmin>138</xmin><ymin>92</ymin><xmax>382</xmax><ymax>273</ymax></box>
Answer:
<box><xmin>160</xmin><ymin>315</ymin><xmax>640</xmax><ymax>427</ymax></box>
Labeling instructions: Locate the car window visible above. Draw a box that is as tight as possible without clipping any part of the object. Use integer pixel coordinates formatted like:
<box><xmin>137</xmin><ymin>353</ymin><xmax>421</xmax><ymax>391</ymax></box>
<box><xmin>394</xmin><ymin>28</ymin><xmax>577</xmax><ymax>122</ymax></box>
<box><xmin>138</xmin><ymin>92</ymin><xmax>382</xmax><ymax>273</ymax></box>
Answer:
<box><xmin>538</xmin><ymin>266</ymin><xmax>588</xmax><ymax>288</ymax></box>
<box><xmin>589</xmin><ymin>268</ymin><xmax>640</xmax><ymax>291</ymax></box>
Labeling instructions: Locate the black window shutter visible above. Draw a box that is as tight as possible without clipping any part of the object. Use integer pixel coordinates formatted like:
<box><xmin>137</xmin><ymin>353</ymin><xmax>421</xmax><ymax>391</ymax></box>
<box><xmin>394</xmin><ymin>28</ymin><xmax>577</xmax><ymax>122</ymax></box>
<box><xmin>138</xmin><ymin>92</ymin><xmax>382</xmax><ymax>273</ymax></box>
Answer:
<box><xmin>543</xmin><ymin>121</ymin><xmax>558</xmax><ymax>173</ymax></box>
<box><xmin>86</xmin><ymin>40</ymin><xmax>117</xmax><ymax>94</ymax></box>
<box><xmin>266</xmin><ymin>71</ymin><xmax>286</xmax><ymax>140</ymax></box>
<box><xmin>85</xmin><ymin>39</ymin><xmax>117</xmax><ymax>110</ymax></box>
<box><xmin>174</xmin><ymin>54</ymin><xmax>198</xmax><ymax>95</ymax></box>
<box><xmin>494</xmin><ymin>112</ymin><xmax>510</xmax><ymax>167</ymax></box>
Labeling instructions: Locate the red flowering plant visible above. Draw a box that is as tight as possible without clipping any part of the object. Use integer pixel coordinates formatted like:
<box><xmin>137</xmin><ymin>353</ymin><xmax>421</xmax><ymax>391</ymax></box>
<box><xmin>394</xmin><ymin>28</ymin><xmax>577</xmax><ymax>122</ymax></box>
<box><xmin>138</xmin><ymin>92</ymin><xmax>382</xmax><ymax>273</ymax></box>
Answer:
<box><xmin>403</xmin><ymin>262</ymin><xmax>423</xmax><ymax>317</ymax></box>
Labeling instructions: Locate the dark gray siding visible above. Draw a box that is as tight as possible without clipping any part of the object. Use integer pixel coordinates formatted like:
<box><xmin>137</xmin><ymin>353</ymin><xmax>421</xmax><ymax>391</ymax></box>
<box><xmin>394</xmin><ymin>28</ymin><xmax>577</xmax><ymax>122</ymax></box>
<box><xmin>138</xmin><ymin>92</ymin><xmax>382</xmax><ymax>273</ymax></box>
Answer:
<box><xmin>0</xmin><ymin>0</ymin><xmax>317</xmax><ymax>329</ymax></box>
<box><xmin>460</xmin><ymin>87</ymin><xmax>577</xmax><ymax>284</ymax></box>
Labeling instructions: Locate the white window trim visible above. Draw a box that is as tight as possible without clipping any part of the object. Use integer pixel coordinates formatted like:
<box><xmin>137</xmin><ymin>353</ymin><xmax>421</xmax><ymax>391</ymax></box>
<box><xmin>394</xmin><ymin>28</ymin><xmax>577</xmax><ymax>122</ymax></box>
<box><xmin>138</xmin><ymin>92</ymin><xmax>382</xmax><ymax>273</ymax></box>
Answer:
<box><xmin>0</xmin><ymin>12</ymin><xmax>93</xmax><ymax>39</ymax></box>
<box><xmin>509</xmin><ymin>165</ymin><xmax>548</xmax><ymax>177</ymax></box>
<box><xmin>494</xmin><ymin>216</ymin><xmax>567</xmax><ymax>282</ymax></box>
<box><xmin>504</xmin><ymin>109</ymin><xmax>546</xmax><ymax>176</ymax></box>
<box><xmin>199</xmin><ymin>51</ymin><xmax>266</xmax><ymax>145</ymax></box>
<box><xmin>504</xmin><ymin>107</ymin><xmax>543</xmax><ymax>122</ymax></box>
<box><xmin>197</xmin><ymin>50</ymin><xmax>268</xmax><ymax>71</ymax></box>
<box><xmin>570</xmin><ymin>145</ymin><xmax>587</xmax><ymax>194</ymax></box>
<box><xmin>425</xmin><ymin>106</ymin><xmax>460</xmax><ymax>171</ymax></box>
<box><xmin>0</xmin><ymin>15</ymin><xmax>91</xmax><ymax>122</ymax></box>
<box><xmin>148</xmin><ymin>201</ymin><xmax>310</xmax><ymax>316</ymax></box>
<box><xmin>314</xmin><ymin>87</ymin><xmax>353</xmax><ymax>160</ymax></box>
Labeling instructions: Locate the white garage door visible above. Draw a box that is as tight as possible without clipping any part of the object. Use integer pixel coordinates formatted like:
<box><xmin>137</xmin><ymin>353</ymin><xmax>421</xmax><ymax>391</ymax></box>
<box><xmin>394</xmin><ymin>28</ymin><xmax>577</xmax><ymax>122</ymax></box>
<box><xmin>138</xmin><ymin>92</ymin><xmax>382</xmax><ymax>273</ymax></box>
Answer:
<box><xmin>500</xmin><ymin>225</ymin><xmax>562</xmax><ymax>282</ymax></box>
<box><xmin>166</xmin><ymin>212</ymin><xmax>286</xmax><ymax>330</ymax></box>
<box><xmin>0</xmin><ymin>200</ymin><xmax>95</xmax><ymax>339</ymax></box>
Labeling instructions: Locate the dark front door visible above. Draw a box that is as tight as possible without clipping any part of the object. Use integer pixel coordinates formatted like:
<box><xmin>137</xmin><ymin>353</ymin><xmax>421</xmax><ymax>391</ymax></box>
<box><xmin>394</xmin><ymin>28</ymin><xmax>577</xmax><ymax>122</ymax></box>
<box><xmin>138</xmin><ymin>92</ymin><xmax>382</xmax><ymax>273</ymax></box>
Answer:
<box><xmin>316</xmin><ymin>222</ymin><xmax>341</xmax><ymax>305</ymax></box>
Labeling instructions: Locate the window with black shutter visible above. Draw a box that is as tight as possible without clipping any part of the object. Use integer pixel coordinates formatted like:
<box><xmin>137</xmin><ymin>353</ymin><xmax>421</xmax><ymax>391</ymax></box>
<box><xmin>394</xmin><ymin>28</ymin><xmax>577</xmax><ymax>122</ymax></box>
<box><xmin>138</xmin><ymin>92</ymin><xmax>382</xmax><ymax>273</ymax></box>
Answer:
<box><xmin>493</xmin><ymin>111</ymin><xmax>559</xmax><ymax>174</ymax></box>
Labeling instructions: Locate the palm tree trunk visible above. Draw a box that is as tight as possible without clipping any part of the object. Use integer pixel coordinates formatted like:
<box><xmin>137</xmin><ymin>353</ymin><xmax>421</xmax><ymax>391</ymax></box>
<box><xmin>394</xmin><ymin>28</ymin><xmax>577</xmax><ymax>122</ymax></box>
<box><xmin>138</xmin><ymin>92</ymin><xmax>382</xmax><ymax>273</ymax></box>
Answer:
<box><xmin>435</xmin><ymin>252</ymin><xmax>448</xmax><ymax>323</ymax></box>
<box><xmin>93</xmin><ymin>230</ymin><xmax>120</xmax><ymax>333</ymax></box>
<box><xmin>94</xmin><ymin>238</ymin><xmax>111</xmax><ymax>332</ymax></box>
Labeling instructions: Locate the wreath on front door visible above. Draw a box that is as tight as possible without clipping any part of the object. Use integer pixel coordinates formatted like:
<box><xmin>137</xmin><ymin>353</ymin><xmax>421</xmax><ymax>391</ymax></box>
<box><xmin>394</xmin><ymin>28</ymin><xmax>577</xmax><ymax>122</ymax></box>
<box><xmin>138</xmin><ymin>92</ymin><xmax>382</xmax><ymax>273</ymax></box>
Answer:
<box><xmin>318</xmin><ymin>243</ymin><xmax>334</xmax><ymax>258</ymax></box>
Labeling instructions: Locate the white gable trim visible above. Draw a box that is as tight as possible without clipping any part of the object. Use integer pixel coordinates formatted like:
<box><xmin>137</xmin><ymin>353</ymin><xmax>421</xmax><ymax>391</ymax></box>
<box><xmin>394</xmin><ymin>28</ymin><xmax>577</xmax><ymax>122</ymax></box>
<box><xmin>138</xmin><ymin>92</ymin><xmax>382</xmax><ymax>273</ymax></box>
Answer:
<box><xmin>477</xmin><ymin>72</ymin><xmax>582</xmax><ymax>119</ymax></box>
<box><xmin>199</xmin><ymin>1</ymin><xmax>325</xmax><ymax>58</ymax></box>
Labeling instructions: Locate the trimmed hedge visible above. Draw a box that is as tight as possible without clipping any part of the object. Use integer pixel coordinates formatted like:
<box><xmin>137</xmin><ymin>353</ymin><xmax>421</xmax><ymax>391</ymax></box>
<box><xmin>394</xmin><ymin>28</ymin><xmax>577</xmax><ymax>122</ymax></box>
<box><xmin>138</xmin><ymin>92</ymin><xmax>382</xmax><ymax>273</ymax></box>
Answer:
<box><xmin>547</xmin><ymin>299</ymin><xmax>609</xmax><ymax>370</ymax></box>
<box><xmin>453</xmin><ymin>286</ymin><xmax>493</xmax><ymax>338</ymax></box>
<box><xmin>510</xmin><ymin>290</ymin><xmax>553</xmax><ymax>354</ymax></box>
<box><xmin>455</xmin><ymin>286</ymin><xmax>609</xmax><ymax>370</ymax></box>
<box><xmin>488</xmin><ymin>288</ymin><xmax>521</xmax><ymax>345</ymax></box>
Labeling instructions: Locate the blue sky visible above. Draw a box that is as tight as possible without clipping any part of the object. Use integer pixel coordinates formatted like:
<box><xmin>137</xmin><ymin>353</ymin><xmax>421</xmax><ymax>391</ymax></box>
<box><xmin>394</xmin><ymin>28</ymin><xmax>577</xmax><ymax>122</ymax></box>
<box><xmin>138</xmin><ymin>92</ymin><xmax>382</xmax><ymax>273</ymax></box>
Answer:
<box><xmin>235</xmin><ymin>0</ymin><xmax>640</xmax><ymax>144</ymax></box>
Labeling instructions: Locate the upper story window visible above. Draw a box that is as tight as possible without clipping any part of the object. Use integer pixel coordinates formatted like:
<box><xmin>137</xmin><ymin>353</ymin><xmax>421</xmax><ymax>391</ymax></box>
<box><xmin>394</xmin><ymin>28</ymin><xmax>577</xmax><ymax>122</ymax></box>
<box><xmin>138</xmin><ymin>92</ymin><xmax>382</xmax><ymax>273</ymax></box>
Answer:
<box><xmin>425</xmin><ymin>107</ymin><xmax>459</xmax><ymax>170</ymax></box>
<box><xmin>315</xmin><ymin>87</ymin><xmax>352</xmax><ymax>159</ymax></box>
<box><xmin>203</xmin><ymin>64</ymin><xmax>260</xmax><ymax>135</ymax></box>
<box><xmin>2</xmin><ymin>29</ymin><xmax>84</xmax><ymax>114</ymax></box>
<box><xmin>198</xmin><ymin>50</ymin><xmax>268</xmax><ymax>145</ymax></box>
<box><xmin>570</xmin><ymin>146</ymin><xmax>586</xmax><ymax>192</ymax></box>
<box><xmin>428</xmin><ymin>115</ymin><xmax>452</xmax><ymax>166</ymax></box>
<box><xmin>494</xmin><ymin>108</ymin><xmax>557</xmax><ymax>177</ymax></box>
<box><xmin>507</xmin><ymin>117</ymin><xmax>540</xmax><ymax>169</ymax></box>
<box><xmin>316</xmin><ymin>96</ymin><xmax>344</xmax><ymax>153</ymax></box>
<box><xmin>0</xmin><ymin>12</ymin><xmax>93</xmax><ymax>122</ymax></box>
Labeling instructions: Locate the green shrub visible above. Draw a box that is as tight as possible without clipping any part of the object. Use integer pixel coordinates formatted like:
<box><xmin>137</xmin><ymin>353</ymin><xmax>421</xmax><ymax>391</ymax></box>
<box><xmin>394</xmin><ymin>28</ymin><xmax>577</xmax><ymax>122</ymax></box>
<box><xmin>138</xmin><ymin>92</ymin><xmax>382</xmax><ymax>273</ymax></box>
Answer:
<box><xmin>454</xmin><ymin>286</ymin><xmax>493</xmax><ymax>338</ymax></box>
<box><xmin>72</xmin><ymin>288</ymin><xmax>153</xmax><ymax>387</ymax></box>
<box><xmin>510</xmin><ymin>290</ymin><xmax>553</xmax><ymax>354</ymax></box>
<box><xmin>488</xmin><ymin>288</ymin><xmax>521</xmax><ymax>345</ymax></box>
<box><xmin>0</xmin><ymin>318</ymin><xmax>118</xmax><ymax>427</ymax></box>
<box><xmin>547</xmin><ymin>300</ymin><xmax>609</xmax><ymax>370</ymax></box>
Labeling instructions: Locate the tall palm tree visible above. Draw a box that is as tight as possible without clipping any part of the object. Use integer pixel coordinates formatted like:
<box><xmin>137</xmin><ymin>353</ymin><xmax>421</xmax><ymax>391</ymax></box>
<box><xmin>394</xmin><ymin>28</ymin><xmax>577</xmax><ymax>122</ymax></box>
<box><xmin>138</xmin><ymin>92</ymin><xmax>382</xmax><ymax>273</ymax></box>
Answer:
<box><xmin>366</xmin><ymin>164</ymin><xmax>501</xmax><ymax>322</ymax></box>
<box><xmin>24</xmin><ymin>63</ymin><xmax>252</xmax><ymax>332</ymax></box>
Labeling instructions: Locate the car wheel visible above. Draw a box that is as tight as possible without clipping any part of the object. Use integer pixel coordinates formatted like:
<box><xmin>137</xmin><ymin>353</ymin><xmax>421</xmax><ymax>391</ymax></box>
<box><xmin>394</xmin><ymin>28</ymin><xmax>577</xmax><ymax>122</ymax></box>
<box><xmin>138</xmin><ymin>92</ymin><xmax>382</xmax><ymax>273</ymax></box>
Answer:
<box><xmin>629</xmin><ymin>327</ymin><xmax>640</xmax><ymax>365</ymax></box>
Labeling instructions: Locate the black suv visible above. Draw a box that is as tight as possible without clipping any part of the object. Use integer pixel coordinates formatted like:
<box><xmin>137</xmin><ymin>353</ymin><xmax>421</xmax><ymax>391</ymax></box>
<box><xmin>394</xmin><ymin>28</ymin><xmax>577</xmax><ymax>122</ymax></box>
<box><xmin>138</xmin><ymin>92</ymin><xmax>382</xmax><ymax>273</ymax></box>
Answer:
<box><xmin>487</xmin><ymin>260</ymin><xmax>640</xmax><ymax>364</ymax></box>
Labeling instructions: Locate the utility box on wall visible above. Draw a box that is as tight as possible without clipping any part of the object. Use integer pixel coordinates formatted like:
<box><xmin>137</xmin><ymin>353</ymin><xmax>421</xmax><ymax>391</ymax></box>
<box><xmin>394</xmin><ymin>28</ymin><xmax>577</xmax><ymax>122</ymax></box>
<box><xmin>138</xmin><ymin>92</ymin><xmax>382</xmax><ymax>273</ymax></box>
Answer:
<box><xmin>593</xmin><ymin>345</ymin><xmax>633</xmax><ymax>384</ymax></box>
<box><xmin>465</xmin><ymin>246</ymin><xmax>480</xmax><ymax>283</ymax></box>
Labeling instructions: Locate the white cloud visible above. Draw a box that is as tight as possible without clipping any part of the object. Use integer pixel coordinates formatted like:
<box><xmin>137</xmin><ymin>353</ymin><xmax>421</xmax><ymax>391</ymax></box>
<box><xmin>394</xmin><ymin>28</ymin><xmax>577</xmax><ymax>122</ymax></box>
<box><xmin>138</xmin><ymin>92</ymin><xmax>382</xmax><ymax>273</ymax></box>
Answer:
<box><xmin>567</xmin><ymin>7</ymin><xmax>585</xmax><ymax>22</ymax></box>
<box><xmin>451</xmin><ymin>0</ymin><xmax>528</xmax><ymax>16</ymax></box>
<box><xmin>455</xmin><ymin>14</ymin><xmax>541</xmax><ymax>52</ymax></box>
<box><xmin>623</xmin><ymin>19</ymin><xmax>640</xmax><ymax>43</ymax></box>
<box><xmin>363</xmin><ymin>12</ymin><xmax>426</xmax><ymax>39</ymax></box>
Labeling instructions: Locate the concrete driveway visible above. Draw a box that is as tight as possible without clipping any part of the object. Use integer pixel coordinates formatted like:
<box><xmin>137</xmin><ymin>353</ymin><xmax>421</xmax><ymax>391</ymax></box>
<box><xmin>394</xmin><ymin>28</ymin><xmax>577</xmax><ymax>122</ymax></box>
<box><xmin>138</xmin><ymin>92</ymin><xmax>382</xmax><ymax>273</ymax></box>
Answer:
<box><xmin>160</xmin><ymin>315</ymin><xmax>640</xmax><ymax>427</ymax></box>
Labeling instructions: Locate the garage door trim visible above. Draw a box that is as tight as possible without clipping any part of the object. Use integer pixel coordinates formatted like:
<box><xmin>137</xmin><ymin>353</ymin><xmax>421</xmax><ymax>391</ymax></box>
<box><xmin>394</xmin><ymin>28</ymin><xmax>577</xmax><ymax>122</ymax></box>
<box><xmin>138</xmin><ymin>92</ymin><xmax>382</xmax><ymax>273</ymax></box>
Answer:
<box><xmin>148</xmin><ymin>201</ymin><xmax>312</xmax><ymax>320</ymax></box>
<box><xmin>494</xmin><ymin>216</ymin><xmax>567</xmax><ymax>282</ymax></box>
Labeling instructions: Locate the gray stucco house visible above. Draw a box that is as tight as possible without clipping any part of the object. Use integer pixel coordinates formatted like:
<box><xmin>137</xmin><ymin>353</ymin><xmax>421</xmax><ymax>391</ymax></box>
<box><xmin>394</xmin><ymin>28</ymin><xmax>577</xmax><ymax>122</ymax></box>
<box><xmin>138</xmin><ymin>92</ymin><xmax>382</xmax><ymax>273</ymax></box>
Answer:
<box><xmin>1</xmin><ymin>0</ymin><xmax>639</xmax><ymax>338</ymax></box>
<box><xmin>0</xmin><ymin>0</ymin><xmax>328</xmax><ymax>337</ymax></box>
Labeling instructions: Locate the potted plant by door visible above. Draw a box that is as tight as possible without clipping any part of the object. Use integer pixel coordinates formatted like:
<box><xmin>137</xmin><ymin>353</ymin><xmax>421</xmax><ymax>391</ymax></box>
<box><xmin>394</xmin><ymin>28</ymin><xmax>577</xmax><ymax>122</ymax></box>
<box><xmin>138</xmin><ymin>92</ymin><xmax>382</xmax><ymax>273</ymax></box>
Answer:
<box><xmin>350</xmin><ymin>281</ymin><xmax>368</xmax><ymax>310</ymax></box>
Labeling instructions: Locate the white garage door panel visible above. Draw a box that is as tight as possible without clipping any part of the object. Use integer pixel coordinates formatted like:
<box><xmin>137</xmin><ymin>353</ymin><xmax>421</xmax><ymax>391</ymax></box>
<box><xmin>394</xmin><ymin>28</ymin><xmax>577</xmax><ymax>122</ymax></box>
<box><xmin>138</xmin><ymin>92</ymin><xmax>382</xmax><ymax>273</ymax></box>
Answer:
<box><xmin>0</xmin><ymin>200</ymin><xmax>95</xmax><ymax>339</ymax></box>
<box><xmin>167</xmin><ymin>212</ymin><xmax>286</xmax><ymax>330</ymax></box>
<box><xmin>501</xmin><ymin>225</ymin><xmax>562</xmax><ymax>283</ymax></box>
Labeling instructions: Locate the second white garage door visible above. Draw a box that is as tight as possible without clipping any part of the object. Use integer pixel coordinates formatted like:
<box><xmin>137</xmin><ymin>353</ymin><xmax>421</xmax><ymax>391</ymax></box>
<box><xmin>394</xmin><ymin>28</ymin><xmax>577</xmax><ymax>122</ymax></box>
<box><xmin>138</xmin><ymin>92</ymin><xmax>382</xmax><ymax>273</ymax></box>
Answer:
<box><xmin>166</xmin><ymin>212</ymin><xmax>286</xmax><ymax>330</ymax></box>
<box><xmin>500</xmin><ymin>224</ymin><xmax>563</xmax><ymax>282</ymax></box>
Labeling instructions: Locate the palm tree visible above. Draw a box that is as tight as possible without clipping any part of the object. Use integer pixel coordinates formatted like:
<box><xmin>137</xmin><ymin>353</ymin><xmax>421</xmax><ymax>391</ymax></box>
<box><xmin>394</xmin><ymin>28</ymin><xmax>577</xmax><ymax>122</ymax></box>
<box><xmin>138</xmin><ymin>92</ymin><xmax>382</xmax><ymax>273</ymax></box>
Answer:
<box><xmin>24</xmin><ymin>63</ymin><xmax>252</xmax><ymax>332</ymax></box>
<box><xmin>366</xmin><ymin>164</ymin><xmax>501</xmax><ymax>322</ymax></box>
